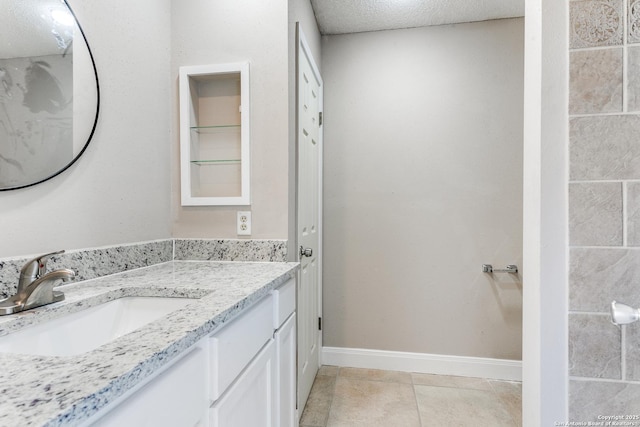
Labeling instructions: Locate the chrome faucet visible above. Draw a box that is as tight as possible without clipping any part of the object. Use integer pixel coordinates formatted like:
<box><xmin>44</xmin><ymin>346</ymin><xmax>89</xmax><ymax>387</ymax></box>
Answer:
<box><xmin>0</xmin><ymin>250</ymin><xmax>75</xmax><ymax>315</ymax></box>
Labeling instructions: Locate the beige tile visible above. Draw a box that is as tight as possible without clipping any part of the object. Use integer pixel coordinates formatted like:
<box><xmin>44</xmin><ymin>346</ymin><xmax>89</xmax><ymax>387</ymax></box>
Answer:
<box><xmin>411</xmin><ymin>373</ymin><xmax>493</xmax><ymax>391</ymax></box>
<box><xmin>569</xmin><ymin>182</ymin><xmax>623</xmax><ymax>246</ymax></box>
<box><xmin>338</xmin><ymin>367</ymin><xmax>412</xmax><ymax>384</ymax></box>
<box><xmin>300</xmin><ymin>374</ymin><xmax>336</xmax><ymax>427</ymax></box>
<box><xmin>570</xmin><ymin>115</ymin><xmax>640</xmax><ymax>180</ymax></box>
<box><xmin>570</xmin><ymin>0</ymin><xmax>623</xmax><ymax>48</ymax></box>
<box><xmin>489</xmin><ymin>381</ymin><xmax>523</xmax><ymax>427</ymax></box>
<box><xmin>327</xmin><ymin>377</ymin><xmax>420</xmax><ymax>427</ymax></box>
<box><xmin>415</xmin><ymin>385</ymin><xmax>514</xmax><ymax>427</ymax></box>
<box><xmin>319</xmin><ymin>365</ymin><xmax>339</xmax><ymax>377</ymax></box>
<box><xmin>570</xmin><ymin>49</ymin><xmax>623</xmax><ymax>114</ymax></box>
<box><xmin>569</xmin><ymin>313</ymin><xmax>621</xmax><ymax>379</ymax></box>
<box><xmin>569</xmin><ymin>248</ymin><xmax>640</xmax><ymax>312</ymax></box>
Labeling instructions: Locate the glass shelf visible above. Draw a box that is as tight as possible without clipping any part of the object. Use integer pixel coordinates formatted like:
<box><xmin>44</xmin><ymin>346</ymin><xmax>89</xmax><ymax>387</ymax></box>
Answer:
<box><xmin>190</xmin><ymin>125</ymin><xmax>240</xmax><ymax>134</ymax></box>
<box><xmin>191</xmin><ymin>159</ymin><xmax>241</xmax><ymax>165</ymax></box>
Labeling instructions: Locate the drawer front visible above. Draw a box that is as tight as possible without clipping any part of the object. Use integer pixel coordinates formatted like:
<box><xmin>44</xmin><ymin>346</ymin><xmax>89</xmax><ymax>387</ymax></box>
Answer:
<box><xmin>272</xmin><ymin>278</ymin><xmax>295</xmax><ymax>329</ymax></box>
<box><xmin>209</xmin><ymin>295</ymin><xmax>273</xmax><ymax>401</ymax></box>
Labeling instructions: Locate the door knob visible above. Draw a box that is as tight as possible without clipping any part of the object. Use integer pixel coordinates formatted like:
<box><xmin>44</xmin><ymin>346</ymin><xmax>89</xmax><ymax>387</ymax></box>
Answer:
<box><xmin>300</xmin><ymin>246</ymin><xmax>313</xmax><ymax>258</ymax></box>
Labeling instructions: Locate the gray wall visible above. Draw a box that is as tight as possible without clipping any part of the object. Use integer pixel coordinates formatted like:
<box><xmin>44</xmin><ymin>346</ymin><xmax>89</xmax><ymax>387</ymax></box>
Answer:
<box><xmin>0</xmin><ymin>1</ymin><xmax>311</xmax><ymax>259</ymax></box>
<box><xmin>568</xmin><ymin>0</ymin><xmax>640</xmax><ymax>419</ymax></box>
<box><xmin>322</xmin><ymin>19</ymin><xmax>524</xmax><ymax>359</ymax></box>
<box><xmin>0</xmin><ymin>0</ymin><xmax>172</xmax><ymax>258</ymax></box>
<box><xmin>170</xmin><ymin>0</ymin><xmax>290</xmax><ymax>240</ymax></box>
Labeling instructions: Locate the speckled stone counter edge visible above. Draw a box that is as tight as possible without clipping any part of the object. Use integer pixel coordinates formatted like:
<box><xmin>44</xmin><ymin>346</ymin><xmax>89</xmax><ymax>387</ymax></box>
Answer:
<box><xmin>0</xmin><ymin>239</ymin><xmax>287</xmax><ymax>298</ymax></box>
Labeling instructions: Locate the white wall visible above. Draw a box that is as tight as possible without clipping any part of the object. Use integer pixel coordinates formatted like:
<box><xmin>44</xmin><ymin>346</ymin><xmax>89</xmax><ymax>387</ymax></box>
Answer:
<box><xmin>322</xmin><ymin>19</ymin><xmax>524</xmax><ymax>359</ymax></box>
<box><xmin>0</xmin><ymin>0</ymin><xmax>303</xmax><ymax>259</ymax></box>
<box><xmin>170</xmin><ymin>0</ymin><xmax>290</xmax><ymax>240</ymax></box>
<box><xmin>0</xmin><ymin>0</ymin><xmax>172</xmax><ymax>258</ymax></box>
<box><xmin>523</xmin><ymin>0</ymin><xmax>569</xmax><ymax>422</ymax></box>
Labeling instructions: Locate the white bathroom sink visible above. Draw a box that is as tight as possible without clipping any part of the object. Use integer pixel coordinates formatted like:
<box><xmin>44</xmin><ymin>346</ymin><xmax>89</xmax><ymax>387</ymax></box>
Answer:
<box><xmin>0</xmin><ymin>297</ymin><xmax>195</xmax><ymax>357</ymax></box>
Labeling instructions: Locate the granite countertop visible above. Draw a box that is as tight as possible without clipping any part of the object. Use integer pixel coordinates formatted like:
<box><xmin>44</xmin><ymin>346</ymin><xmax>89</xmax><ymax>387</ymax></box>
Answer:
<box><xmin>0</xmin><ymin>260</ymin><xmax>298</xmax><ymax>427</ymax></box>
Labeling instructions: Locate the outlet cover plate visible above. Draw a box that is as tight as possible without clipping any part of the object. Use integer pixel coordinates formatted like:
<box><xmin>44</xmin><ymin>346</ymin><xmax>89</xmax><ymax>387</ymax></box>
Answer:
<box><xmin>237</xmin><ymin>211</ymin><xmax>251</xmax><ymax>235</ymax></box>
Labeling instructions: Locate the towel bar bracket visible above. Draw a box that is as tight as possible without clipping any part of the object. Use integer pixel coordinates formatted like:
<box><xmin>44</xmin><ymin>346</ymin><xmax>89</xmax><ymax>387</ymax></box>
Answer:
<box><xmin>482</xmin><ymin>264</ymin><xmax>518</xmax><ymax>274</ymax></box>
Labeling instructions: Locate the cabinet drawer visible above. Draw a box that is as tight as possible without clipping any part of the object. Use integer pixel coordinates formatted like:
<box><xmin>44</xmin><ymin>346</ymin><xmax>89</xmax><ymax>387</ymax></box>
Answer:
<box><xmin>272</xmin><ymin>278</ymin><xmax>295</xmax><ymax>329</ymax></box>
<box><xmin>209</xmin><ymin>295</ymin><xmax>273</xmax><ymax>401</ymax></box>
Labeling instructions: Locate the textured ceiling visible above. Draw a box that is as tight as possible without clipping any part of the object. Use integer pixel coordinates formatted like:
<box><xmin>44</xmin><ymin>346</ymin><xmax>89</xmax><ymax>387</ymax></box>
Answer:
<box><xmin>310</xmin><ymin>0</ymin><xmax>525</xmax><ymax>35</ymax></box>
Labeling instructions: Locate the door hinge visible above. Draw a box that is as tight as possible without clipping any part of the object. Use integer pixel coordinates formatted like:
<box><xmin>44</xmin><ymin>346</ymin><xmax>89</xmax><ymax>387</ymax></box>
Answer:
<box><xmin>318</xmin><ymin>317</ymin><xmax>322</xmax><ymax>331</ymax></box>
<box><xmin>319</xmin><ymin>112</ymin><xmax>323</xmax><ymax>126</ymax></box>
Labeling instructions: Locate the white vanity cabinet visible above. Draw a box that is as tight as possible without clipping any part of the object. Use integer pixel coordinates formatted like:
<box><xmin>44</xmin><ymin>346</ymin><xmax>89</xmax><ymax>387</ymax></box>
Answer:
<box><xmin>208</xmin><ymin>294</ymin><xmax>276</xmax><ymax>426</ymax></box>
<box><xmin>210</xmin><ymin>278</ymin><xmax>296</xmax><ymax>426</ymax></box>
<box><xmin>273</xmin><ymin>279</ymin><xmax>297</xmax><ymax>427</ymax></box>
<box><xmin>84</xmin><ymin>278</ymin><xmax>296</xmax><ymax>427</ymax></box>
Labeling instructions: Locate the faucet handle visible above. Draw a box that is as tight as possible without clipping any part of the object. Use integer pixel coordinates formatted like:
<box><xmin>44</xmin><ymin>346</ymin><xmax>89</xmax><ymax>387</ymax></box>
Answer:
<box><xmin>20</xmin><ymin>250</ymin><xmax>65</xmax><ymax>280</ymax></box>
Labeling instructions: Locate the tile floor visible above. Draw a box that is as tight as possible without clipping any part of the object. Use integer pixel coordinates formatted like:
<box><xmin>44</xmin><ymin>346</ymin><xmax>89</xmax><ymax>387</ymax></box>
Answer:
<box><xmin>300</xmin><ymin>366</ymin><xmax>522</xmax><ymax>427</ymax></box>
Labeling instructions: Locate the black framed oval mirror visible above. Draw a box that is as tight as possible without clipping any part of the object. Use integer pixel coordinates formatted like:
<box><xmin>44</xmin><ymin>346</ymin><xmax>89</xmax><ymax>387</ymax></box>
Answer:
<box><xmin>0</xmin><ymin>0</ymin><xmax>99</xmax><ymax>191</ymax></box>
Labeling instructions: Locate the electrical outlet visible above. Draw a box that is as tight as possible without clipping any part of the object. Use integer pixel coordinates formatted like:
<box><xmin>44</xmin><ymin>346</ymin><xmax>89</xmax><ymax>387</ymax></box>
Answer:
<box><xmin>237</xmin><ymin>211</ymin><xmax>251</xmax><ymax>235</ymax></box>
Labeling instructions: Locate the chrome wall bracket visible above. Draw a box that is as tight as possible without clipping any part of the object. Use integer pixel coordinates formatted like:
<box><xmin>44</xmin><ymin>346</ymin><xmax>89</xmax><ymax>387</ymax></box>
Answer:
<box><xmin>482</xmin><ymin>264</ymin><xmax>518</xmax><ymax>274</ymax></box>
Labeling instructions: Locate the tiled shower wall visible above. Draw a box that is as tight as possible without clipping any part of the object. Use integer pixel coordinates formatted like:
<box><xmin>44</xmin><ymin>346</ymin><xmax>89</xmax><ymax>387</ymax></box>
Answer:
<box><xmin>569</xmin><ymin>0</ymin><xmax>640</xmax><ymax>419</ymax></box>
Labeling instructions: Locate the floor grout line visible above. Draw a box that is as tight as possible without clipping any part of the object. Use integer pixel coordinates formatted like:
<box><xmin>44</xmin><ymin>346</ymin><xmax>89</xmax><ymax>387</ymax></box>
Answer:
<box><xmin>323</xmin><ymin>367</ymin><xmax>340</xmax><ymax>427</ymax></box>
<box><xmin>412</xmin><ymin>382</ymin><xmax>424</xmax><ymax>427</ymax></box>
<box><xmin>303</xmin><ymin>366</ymin><xmax>522</xmax><ymax>427</ymax></box>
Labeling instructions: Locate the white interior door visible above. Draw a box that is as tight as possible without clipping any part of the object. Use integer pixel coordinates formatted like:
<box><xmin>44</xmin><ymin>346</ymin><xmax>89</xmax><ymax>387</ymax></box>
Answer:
<box><xmin>296</xmin><ymin>25</ymin><xmax>322</xmax><ymax>417</ymax></box>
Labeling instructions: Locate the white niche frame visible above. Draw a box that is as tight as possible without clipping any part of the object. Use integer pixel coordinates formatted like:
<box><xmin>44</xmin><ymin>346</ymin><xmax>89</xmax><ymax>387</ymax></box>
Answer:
<box><xmin>179</xmin><ymin>62</ymin><xmax>250</xmax><ymax>206</ymax></box>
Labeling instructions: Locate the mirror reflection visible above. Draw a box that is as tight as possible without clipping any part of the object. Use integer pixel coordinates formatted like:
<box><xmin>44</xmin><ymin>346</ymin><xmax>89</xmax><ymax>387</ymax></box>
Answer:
<box><xmin>0</xmin><ymin>0</ymin><xmax>98</xmax><ymax>190</ymax></box>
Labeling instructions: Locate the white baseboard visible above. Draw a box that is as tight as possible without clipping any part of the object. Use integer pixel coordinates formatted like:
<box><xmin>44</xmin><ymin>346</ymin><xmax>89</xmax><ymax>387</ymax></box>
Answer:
<box><xmin>321</xmin><ymin>346</ymin><xmax>522</xmax><ymax>382</ymax></box>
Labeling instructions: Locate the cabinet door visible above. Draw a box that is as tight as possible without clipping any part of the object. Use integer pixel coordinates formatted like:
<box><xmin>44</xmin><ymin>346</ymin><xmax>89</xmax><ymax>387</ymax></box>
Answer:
<box><xmin>276</xmin><ymin>314</ymin><xmax>297</xmax><ymax>427</ymax></box>
<box><xmin>210</xmin><ymin>339</ymin><xmax>277</xmax><ymax>427</ymax></box>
